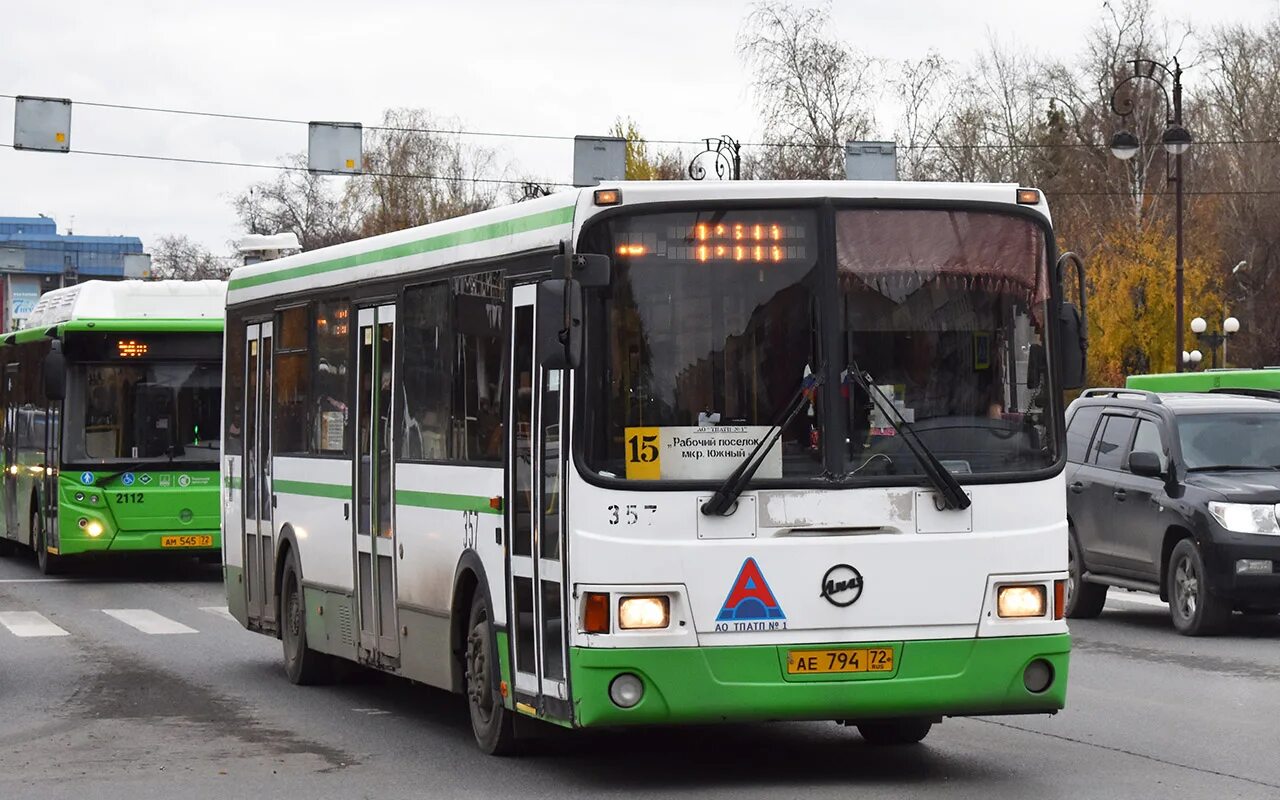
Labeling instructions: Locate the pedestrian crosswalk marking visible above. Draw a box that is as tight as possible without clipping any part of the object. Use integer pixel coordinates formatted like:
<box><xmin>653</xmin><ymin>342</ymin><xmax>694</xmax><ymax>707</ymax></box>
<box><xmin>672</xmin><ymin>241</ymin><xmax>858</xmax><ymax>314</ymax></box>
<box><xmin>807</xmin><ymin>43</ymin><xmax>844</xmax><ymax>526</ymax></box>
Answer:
<box><xmin>200</xmin><ymin>605</ymin><xmax>236</xmax><ymax>622</ymax></box>
<box><xmin>102</xmin><ymin>608</ymin><xmax>198</xmax><ymax>635</ymax></box>
<box><xmin>0</xmin><ymin>610</ymin><xmax>70</xmax><ymax>637</ymax></box>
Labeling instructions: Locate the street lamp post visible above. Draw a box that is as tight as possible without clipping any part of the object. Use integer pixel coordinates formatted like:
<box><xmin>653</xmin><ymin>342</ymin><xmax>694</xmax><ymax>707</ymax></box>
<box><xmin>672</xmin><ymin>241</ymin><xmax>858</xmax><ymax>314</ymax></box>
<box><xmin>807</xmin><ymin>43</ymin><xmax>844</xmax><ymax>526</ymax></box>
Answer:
<box><xmin>1190</xmin><ymin>315</ymin><xmax>1240</xmax><ymax>369</ymax></box>
<box><xmin>1110</xmin><ymin>58</ymin><xmax>1193</xmax><ymax>371</ymax></box>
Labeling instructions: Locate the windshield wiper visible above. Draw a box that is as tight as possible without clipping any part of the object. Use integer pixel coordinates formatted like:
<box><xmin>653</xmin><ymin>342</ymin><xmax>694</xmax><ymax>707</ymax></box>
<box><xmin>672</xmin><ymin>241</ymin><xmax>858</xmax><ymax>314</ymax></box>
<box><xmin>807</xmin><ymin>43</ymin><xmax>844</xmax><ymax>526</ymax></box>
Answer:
<box><xmin>1186</xmin><ymin>465</ymin><xmax>1275</xmax><ymax>472</ymax></box>
<box><xmin>700</xmin><ymin>368</ymin><xmax>825</xmax><ymax>517</ymax></box>
<box><xmin>846</xmin><ymin>363</ymin><xmax>971</xmax><ymax>510</ymax></box>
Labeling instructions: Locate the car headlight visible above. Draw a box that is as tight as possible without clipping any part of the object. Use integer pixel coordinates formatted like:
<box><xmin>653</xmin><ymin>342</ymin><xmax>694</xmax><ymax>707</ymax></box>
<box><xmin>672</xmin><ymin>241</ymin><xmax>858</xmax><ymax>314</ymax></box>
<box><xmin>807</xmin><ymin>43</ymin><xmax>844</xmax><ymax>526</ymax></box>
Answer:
<box><xmin>1207</xmin><ymin>502</ymin><xmax>1280</xmax><ymax>535</ymax></box>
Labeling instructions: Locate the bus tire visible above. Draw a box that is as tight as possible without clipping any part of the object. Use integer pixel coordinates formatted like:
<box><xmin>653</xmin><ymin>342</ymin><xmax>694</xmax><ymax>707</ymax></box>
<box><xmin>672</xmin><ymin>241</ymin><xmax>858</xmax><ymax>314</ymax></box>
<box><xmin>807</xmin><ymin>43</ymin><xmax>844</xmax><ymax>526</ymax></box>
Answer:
<box><xmin>465</xmin><ymin>591</ymin><xmax>518</xmax><ymax>755</ymax></box>
<box><xmin>1066</xmin><ymin>531</ymin><xmax>1107</xmax><ymax>619</ymax></box>
<box><xmin>1168</xmin><ymin>538</ymin><xmax>1231</xmax><ymax>636</ymax></box>
<box><xmin>280</xmin><ymin>550</ymin><xmax>333</xmax><ymax>685</ymax></box>
<box><xmin>856</xmin><ymin>718</ymin><xmax>934</xmax><ymax>745</ymax></box>
<box><xmin>33</xmin><ymin>512</ymin><xmax>62</xmax><ymax>576</ymax></box>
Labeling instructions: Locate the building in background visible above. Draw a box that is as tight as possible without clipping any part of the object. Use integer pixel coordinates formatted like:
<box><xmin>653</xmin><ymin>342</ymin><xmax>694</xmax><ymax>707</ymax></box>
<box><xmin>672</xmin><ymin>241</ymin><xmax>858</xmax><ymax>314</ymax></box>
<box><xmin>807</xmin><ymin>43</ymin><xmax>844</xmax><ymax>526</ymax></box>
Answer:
<box><xmin>0</xmin><ymin>216</ymin><xmax>151</xmax><ymax>330</ymax></box>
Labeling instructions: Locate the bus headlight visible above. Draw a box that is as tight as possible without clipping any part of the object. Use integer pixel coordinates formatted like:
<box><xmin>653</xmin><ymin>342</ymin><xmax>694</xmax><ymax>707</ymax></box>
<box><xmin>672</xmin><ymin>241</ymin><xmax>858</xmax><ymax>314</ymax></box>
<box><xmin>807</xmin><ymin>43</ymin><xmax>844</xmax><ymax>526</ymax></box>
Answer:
<box><xmin>618</xmin><ymin>596</ymin><xmax>670</xmax><ymax>630</ymax></box>
<box><xmin>997</xmin><ymin>585</ymin><xmax>1046</xmax><ymax>618</ymax></box>
<box><xmin>85</xmin><ymin>520</ymin><xmax>105</xmax><ymax>538</ymax></box>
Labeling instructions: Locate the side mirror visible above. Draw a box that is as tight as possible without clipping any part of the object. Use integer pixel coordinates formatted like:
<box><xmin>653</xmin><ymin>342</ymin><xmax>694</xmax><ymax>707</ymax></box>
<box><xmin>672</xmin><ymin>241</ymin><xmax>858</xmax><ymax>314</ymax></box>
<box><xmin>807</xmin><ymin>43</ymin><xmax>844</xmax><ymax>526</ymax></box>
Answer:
<box><xmin>552</xmin><ymin>253</ymin><xmax>611</xmax><ymax>288</ymax></box>
<box><xmin>536</xmin><ymin>278</ymin><xmax>583</xmax><ymax>369</ymax></box>
<box><xmin>43</xmin><ymin>341</ymin><xmax>66</xmax><ymax>402</ymax></box>
<box><xmin>1128</xmin><ymin>450</ymin><xmax>1163</xmax><ymax>478</ymax></box>
<box><xmin>1059</xmin><ymin>303</ymin><xmax>1087</xmax><ymax>390</ymax></box>
<box><xmin>1056</xmin><ymin>251</ymin><xmax>1088</xmax><ymax>391</ymax></box>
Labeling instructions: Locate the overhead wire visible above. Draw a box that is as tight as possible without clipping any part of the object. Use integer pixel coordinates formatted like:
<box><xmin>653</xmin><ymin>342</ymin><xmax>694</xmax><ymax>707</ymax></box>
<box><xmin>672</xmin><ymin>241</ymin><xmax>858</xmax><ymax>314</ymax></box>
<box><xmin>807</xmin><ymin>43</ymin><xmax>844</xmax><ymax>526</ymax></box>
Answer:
<box><xmin>7</xmin><ymin>92</ymin><xmax>1280</xmax><ymax>151</ymax></box>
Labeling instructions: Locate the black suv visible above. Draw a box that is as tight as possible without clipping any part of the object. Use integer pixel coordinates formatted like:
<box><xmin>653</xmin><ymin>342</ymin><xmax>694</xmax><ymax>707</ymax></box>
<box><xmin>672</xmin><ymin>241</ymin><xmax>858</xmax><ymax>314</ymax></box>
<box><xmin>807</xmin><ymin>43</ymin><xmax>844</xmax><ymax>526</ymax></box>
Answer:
<box><xmin>1064</xmin><ymin>388</ymin><xmax>1280</xmax><ymax>635</ymax></box>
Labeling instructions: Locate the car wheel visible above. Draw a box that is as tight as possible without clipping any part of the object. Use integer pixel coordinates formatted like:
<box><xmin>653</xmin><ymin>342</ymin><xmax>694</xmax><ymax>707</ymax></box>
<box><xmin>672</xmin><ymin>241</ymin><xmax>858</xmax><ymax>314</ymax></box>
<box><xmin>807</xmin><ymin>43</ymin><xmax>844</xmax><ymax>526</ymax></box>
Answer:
<box><xmin>465</xmin><ymin>591</ymin><xmax>518</xmax><ymax>755</ymax></box>
<box><xmin>856</xmin><ymin>719</ymin><xmax>934</xmax><ymax>746</ymax></box>
<box><xmin>280</xmin><ymin>551</ymin><xmax>333</xmax><ymax>685</ymax></box>
<box><xmin>1167</xmin><ymin>539</ymin><xmax>1231</xmax><ymax>636</ymax></box>
<box><xmin>1065</xmin><ymin>531</ymin><xmax>1107</xmax><ymax>618</ymax></box>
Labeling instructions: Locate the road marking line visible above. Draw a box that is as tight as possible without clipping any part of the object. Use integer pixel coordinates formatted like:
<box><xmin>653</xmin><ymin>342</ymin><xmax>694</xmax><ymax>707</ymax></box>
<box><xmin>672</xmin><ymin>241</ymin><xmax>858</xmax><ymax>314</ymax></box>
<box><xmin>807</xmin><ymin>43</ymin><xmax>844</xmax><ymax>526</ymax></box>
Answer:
<box><xmin>1106</xmin><ymin>593</ymin><xmax>1168</xmax><ymax>609</ymax></box>
<box><xmin>0</xmin><ymin>611</ymin><xmax>70</xmax><ymax>637</ymax></box>
<box><xmin>102</xmin><ymin>609</ymin><xmax>198</xmax><ymax>635</ymax></box>
<box><xmin>199</xmin><ymin>606</ymin><xmax>236</xmax><ymax>622</ymax></box>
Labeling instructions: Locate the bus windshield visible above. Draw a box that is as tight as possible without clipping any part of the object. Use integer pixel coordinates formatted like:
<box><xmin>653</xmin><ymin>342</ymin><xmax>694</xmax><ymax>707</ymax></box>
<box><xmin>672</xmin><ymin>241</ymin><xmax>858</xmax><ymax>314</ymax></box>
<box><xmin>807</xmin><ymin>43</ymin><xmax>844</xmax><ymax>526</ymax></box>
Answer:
<box><xmin>63</xmin><ymin>361</ymin><xmax>222</xmax><ymax>465</ymax></box>
<box><xmin>583</xmin><ymin>205</ymin><xmax>1057</xmax><ymax>483</ymax></box>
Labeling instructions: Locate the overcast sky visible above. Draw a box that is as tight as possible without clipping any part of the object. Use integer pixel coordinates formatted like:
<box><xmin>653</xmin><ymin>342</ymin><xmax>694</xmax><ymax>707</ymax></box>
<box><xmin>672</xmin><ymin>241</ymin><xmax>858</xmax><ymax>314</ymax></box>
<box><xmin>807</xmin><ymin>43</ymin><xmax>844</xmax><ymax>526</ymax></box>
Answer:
<box><xmin>2</xmin><ymin>0</ymin><xmax>1276</xmax><ymax>254</ymax></box>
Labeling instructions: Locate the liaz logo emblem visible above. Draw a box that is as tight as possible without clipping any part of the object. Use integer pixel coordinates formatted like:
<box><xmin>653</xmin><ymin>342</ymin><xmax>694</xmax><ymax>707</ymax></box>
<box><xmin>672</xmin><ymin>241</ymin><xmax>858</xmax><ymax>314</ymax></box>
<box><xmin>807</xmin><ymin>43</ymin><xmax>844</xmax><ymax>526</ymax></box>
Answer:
<box><xmin>820</xmin><ymin>564</ymin><xmax>864</xmax><ymax>607</ymax></box>
<box><xmin>714</xmin><ymin>557</ymin><xmax>786</xmax><ymax>632</ymax></box>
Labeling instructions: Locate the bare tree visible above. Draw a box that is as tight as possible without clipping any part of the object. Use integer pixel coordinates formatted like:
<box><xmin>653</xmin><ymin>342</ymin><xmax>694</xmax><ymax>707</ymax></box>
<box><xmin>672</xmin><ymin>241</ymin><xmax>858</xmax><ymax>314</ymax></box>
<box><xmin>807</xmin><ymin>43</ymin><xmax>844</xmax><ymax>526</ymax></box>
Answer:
<box><xmin>738</xmin><ymin>1</ymin><xmax>878</xmax><ymax>179</ymax></box>
<box><xmin>150</xmin><ymin>235</ymin><xmax>233</xmax><ymax>280</ymax></box>
<box><xmin>892</xmin><ymin>51</ymin><xmax>953</xmax><ymax>180</ymax></box>
<box><xmin>232</xmin><ymin>154</ymin><xmax>361</xmax><ymax>251</ymax></box>
<box><xmin>346</xmin><ymin>109</ymin><xmax>501</xmax><ymax>237</ymax></box>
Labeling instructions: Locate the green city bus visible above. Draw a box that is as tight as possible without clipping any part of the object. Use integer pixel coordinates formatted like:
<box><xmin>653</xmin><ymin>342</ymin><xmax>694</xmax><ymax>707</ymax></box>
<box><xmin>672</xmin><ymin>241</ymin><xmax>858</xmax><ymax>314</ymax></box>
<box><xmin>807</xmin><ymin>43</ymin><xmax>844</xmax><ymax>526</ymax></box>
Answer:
<box><xmin>0</xmin><ymin>280</ymin><xmax>226</xmax><ymax>574</ymax></box>
<box><xmin>1126</xmin><ymin>368</ymin><xmax>1280</xmax><ymax>394</ymax></box>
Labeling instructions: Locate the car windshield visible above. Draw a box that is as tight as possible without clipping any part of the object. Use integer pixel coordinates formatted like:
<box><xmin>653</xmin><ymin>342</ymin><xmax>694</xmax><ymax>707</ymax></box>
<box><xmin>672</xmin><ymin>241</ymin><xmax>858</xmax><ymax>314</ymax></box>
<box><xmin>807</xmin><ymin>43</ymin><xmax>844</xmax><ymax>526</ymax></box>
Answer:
<box><xmin>63</xmin><ymin>361</ymin><xmax>222</xmax><ymax>465</ymax></box>
<box><xmin>1177</xmin><ymin>412</ymin><xmax>1280</xmax><ymax>469</ymax></box>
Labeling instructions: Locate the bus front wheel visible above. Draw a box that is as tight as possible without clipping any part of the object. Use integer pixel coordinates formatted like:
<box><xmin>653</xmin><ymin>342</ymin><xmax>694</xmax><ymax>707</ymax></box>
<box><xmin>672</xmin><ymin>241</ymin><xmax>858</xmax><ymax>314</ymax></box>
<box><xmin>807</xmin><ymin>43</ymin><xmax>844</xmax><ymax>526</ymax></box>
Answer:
<box><xmin>855</xmin><ymin>718</ymin><xmax>934</xmax><ymax>746</ymax></box>
<box><xmin>464</xmin><ymin>592</ymin><xmax>518</xmax><ymax>755</ymax></box>
<box><xmin>33</xmin><ymin>513</ymin><xmax>61</xmax><ymax>576</ymax></box>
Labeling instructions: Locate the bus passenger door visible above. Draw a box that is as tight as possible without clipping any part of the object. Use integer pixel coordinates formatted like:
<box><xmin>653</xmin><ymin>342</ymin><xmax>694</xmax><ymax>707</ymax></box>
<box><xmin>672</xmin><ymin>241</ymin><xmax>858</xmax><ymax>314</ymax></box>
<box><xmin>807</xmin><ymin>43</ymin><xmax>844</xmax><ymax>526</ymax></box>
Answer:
<box><xmin>354</xmin><ymin>305</ymin><xmax>399</xmax><ymax>665</ymax></box>
<box><xmin>242</xmin><ymin>322</ymin><xmax>277</xmax><ymax>632</ymax></box>
<box><xmin>3</xmin><ymin>364</ymin><xmax>18</xmax><ymax>538</ymax></box>
<box><xmin>507</xmin><ymin>285</ymin><xmax>569</xmax><ymax>718</ymax></box>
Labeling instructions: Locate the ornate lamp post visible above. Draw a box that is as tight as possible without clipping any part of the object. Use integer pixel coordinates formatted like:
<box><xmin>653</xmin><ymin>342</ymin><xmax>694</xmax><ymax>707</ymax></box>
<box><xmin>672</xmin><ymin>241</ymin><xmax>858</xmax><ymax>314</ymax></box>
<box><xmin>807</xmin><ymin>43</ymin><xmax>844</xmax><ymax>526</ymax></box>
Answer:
<box><xmin>1190</xmin><ymin>315</ymin><xmax>1240</xmax><ymax>369</ymax></box>
<box><xmin>687</xmin><ymin>135</ymin><xmax>742</xmax><ymax>181</ymax></box>
<box><xmin>1110</xmin><ymin>58</ymin><xmax>1193</xmax><ymax>371</ymax></box>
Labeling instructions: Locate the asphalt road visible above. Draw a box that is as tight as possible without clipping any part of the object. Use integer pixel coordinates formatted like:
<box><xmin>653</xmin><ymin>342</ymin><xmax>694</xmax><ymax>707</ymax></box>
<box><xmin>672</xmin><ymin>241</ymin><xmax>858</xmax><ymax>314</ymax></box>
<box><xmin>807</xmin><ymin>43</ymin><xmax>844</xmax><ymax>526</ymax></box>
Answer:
<box><xmin>1</xmin><ymin>552</ymin><xmax>1277</xmax><ymax>800</ymax></box>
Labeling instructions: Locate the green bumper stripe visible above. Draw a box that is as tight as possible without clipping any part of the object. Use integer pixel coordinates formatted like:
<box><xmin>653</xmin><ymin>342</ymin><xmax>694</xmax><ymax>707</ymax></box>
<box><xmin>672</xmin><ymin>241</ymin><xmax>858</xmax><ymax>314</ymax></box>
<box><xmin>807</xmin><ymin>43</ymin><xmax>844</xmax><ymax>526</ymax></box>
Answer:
<box><xmin>569</xmin><ymin>634</ymin><xmax>1071</xmax><ymax>728</ymax></box>
<box><xmin>229</xmin><ymin>205</ymin><xmax>574</xmax><ymax>290</ymax></box>
<box><xmin>273</xmin><ymin>479</ymin><xmax>350</xmax><ymax>499</ymax></box>
<box><xmin>395</xmin><ymin>489</ymin><xmax>501</xmax><ymax>514</ymax></box>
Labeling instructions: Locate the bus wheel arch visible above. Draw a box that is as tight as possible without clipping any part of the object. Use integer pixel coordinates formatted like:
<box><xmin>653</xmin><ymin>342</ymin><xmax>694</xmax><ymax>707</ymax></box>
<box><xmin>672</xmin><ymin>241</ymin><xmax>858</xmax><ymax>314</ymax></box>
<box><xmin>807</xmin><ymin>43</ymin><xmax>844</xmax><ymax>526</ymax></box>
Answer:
<box><xmin>450</xmin><ymin>552</ymin><xmax>496</xmax><ymax>695</ymax></box>
<box><xmin>273</xmin><ymin>523</ymin><xmax>303</xmax><ymax>635</ymax></box>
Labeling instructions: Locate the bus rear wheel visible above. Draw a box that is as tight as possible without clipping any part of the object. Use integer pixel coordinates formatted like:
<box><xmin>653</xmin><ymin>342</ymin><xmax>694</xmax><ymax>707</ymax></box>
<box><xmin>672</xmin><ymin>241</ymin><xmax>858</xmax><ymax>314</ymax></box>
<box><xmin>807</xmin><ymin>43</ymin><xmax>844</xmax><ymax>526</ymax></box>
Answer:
<box><xmin>33</xmin><ymin>513</ymin><xmax>61</xmax><ymax>576</ymax></box>
<box><xmin>855</xmin><ymin>718</ymin><xmax>934</xmax><ymax>746</ymax></box>
<box><xmin>280</xmin><ymin>551</ymin><xmax>333</xmax><ymax>685</ymax></box>
<box><xmin>464</xmin><ymin>592</ymin><xmax>517</xmax><ymax>755</ymax></box>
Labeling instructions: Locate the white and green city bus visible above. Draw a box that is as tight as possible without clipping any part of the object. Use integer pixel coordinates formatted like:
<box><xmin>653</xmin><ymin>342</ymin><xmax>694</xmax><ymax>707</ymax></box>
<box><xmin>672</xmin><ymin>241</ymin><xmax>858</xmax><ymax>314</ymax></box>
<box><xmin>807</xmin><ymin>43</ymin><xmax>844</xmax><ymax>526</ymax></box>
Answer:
<box><xmin>223</xmin><ymin>181</ymin><xmax>1086</xmax><ymax>752</ymax></box>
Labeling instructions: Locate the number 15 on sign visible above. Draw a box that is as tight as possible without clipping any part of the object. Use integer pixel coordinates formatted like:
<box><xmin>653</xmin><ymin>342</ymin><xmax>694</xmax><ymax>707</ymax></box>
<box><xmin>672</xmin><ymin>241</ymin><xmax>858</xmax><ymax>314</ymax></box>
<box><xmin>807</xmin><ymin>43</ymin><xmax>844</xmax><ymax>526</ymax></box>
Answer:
<box><xmin>624</xmin><ymin>426</ymin><xmax>660</xmax><ymax>480</ymax></box>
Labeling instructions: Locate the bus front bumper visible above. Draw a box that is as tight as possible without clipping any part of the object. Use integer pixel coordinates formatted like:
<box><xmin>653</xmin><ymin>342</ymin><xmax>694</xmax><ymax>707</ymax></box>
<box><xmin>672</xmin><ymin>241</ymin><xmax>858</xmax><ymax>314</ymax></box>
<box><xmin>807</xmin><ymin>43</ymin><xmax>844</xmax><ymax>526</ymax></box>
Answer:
<box><xmin>568</xmin><ymin>633</ymin><xmax>1069</xmax><ymax>728</ymax></box>
<box><xmin>54</xmin><ymin>528</ymin><xmax>221</xmax><ymax>556</ymax></box>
